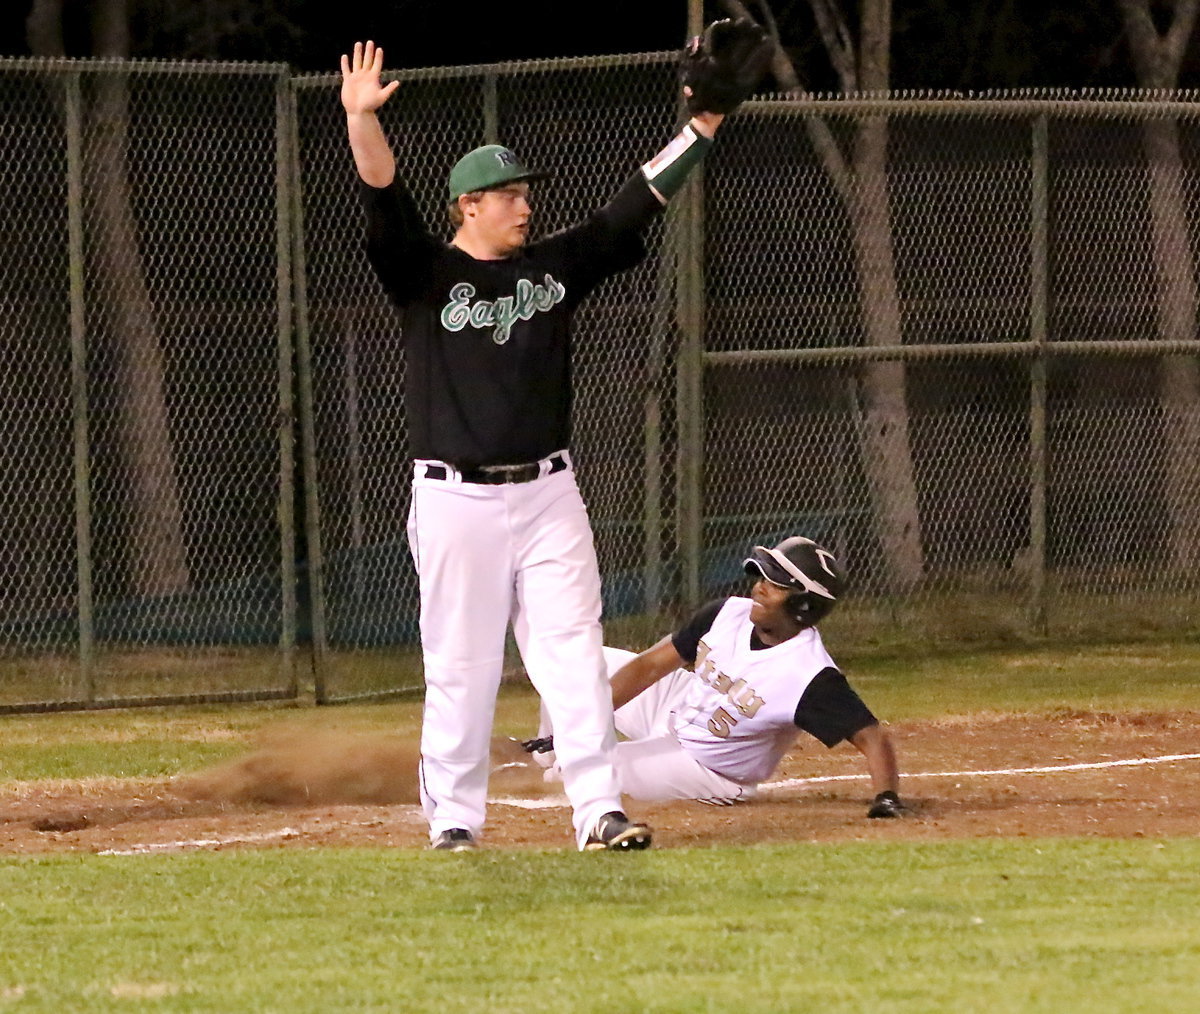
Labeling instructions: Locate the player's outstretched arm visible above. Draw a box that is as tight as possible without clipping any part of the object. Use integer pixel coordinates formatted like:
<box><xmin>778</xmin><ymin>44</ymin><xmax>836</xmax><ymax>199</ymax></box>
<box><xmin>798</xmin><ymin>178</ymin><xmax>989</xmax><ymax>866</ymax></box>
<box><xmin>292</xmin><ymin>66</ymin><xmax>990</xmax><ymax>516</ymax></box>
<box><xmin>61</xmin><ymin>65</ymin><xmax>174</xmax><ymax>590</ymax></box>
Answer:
<box><xmin>340</xmin><ymin>40</ymin><xmax>400</xmax><ymax>187</ymax></box>
<box><xmin>848</xmin><ymin>722</ymin><xmax>909</xmax><ymax>818</ymax></box>
<box><xmin>521</xmin><ymin>637</ymin><xmax>684</xmax><ymax>757</ymax></box>
<box><xmin>688</xmin><ymin>107</ymin><xmax>725</xmax><ymax>139</ymax></box>
<box><xmin>639</xmin><ymin>16</ymin><xmax>771</xmax><ymax>204</ymax></box>
<box><xmin>610</xmin><ymin>636</ymin><xmax>685</xmax><ymax>711</ymax></box>
<box><xmin>640</xmin><ymin>99</ymin><xmax>724</xmax><ymax>207</ymax></box>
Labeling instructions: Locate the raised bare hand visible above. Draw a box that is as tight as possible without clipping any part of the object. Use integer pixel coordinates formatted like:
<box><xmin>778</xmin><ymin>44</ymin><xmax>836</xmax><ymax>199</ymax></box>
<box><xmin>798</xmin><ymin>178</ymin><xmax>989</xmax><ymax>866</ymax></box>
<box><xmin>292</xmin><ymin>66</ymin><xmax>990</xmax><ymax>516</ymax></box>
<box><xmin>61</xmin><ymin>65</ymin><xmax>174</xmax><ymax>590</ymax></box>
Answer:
<box><xmin>340</xmin><ymin>40</ymin><xmax>400</xmax><ymax>115</ymax></box>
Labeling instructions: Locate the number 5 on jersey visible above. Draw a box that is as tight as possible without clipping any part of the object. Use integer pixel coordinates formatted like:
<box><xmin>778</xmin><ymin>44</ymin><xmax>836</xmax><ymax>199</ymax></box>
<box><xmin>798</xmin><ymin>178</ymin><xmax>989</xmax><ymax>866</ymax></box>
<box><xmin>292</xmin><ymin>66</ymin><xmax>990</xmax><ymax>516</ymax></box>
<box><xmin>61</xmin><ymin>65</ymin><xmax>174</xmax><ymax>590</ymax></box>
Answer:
<box><xmin>705</xmin><ymin>679</ymin><xmax>764</xmax><ymax>737</ymax></box>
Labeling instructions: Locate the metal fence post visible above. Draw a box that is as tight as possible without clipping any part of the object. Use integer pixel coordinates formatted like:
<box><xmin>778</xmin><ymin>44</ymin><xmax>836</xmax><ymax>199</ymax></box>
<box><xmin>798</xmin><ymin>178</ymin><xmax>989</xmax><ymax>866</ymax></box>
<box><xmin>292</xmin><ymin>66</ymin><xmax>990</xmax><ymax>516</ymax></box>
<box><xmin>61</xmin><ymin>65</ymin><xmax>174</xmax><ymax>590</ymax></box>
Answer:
<box><xmin>675</xmin><ymin>12</ymin><xmax>705</xmax><ymax>607</ymax></box>
<box><xmin>642</xmin><ymin>215</ymin><xmax>677</xmax><ymax>613</ymax></box>
<box><xmin>65</xmin><ymin>70</ymin><xmax>95</xmax><ymax>702</ymax></box>
<box><xmin>275</xmin><ymin>69</ymin><xmax>299</xmax><ymax>699</ymax></box>
<box><xmin>483</xmin><ymin>73</ymin><xmax>499</xmax><ymax>144</ymax></box>
<box><xmin>1029</xmin><ymin>113</ymin><xmax>1049</xmax><ymax>633</ymax></box>
<box><xmin>288</xmin><ymin>78</ymin><xmax>330</xmax><ymax>703</ymax></box>
<box><xmin>675</xmin><ymin>172</ymin><xmax>705</xmax><ymax>608</ymax></box>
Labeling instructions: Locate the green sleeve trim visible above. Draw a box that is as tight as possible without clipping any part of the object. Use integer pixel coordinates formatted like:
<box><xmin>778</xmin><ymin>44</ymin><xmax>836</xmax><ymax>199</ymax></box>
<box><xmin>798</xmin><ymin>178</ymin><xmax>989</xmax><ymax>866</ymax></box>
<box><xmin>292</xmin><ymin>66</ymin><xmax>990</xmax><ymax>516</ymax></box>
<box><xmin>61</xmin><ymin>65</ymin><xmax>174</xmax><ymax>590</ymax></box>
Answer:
<box><xmin>640</xmin><ymin>124</ymin><xmax>714</xmax><ymax>201</ymax></box>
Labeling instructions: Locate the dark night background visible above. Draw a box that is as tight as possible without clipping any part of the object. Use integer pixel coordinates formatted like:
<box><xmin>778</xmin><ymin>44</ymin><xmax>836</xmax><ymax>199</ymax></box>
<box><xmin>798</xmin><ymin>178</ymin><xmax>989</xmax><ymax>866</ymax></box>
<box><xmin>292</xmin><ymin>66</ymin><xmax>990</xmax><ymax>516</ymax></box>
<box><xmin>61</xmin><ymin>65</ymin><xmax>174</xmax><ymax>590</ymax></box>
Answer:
<box><xmin>3</xmin><ymin>1</ymin><xmax>1200</xmax><ymax>90</ymax></box>
<box><xmin>2</xmin><ymin>1</ymin><xmax>1198</xmax><ymax>662</ymax></box>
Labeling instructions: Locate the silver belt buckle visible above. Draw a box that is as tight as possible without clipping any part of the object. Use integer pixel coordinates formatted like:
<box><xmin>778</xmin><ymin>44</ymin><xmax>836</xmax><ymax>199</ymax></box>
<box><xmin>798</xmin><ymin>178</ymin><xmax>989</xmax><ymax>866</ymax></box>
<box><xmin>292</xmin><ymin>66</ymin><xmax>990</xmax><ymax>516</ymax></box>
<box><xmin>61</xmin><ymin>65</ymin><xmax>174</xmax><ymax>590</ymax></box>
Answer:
<box><xmin>477</xmin><ymin>462</ymin><xmax>535</xmax><ymax>484</ymax></box>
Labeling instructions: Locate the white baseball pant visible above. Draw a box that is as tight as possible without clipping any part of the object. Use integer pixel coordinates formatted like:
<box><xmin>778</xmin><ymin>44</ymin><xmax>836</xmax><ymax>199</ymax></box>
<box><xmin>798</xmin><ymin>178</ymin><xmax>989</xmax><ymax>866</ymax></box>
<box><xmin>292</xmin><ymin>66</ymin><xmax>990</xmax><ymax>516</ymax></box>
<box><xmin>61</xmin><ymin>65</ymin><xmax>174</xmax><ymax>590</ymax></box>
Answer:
<box><xmin>539</xmin><ymin>646</ymin><xmax>756</xmax><ymax>805</ymax></box>
<box><xmin>407</xmin><ymin>454</ymin><xmax>623</xmax><ymax>849</ymax></box>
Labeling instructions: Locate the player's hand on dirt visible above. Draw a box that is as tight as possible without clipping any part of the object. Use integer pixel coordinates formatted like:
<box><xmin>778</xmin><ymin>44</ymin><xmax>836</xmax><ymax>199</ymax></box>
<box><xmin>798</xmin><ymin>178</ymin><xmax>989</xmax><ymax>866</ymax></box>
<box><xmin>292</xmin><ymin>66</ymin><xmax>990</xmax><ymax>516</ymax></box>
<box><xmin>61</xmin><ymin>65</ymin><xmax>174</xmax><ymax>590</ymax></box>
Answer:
<box><xmin>340</xmin><ymin>40</ymin><xmax>400</xmax><ymax>115</ymax></box>
<box><xmin>520</xmin><ymin>736</ymin><xmax>555</xmax><ymax>754</ymax></box>
<box><xmin>866</xmin><ymin>790</ymin><xmax>909</xmax><ymax>819</ymax></box>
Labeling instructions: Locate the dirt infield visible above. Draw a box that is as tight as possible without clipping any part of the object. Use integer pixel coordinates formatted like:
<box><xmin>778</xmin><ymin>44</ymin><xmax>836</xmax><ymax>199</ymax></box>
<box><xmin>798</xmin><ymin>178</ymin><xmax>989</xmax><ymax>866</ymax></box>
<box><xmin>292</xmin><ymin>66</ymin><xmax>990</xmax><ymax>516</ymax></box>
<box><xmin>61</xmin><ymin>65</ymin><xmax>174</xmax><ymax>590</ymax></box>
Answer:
<box><xmin>2</xmin><ymin>709</ymin><xmax>1197</xmax><ymax>855</ymax></box>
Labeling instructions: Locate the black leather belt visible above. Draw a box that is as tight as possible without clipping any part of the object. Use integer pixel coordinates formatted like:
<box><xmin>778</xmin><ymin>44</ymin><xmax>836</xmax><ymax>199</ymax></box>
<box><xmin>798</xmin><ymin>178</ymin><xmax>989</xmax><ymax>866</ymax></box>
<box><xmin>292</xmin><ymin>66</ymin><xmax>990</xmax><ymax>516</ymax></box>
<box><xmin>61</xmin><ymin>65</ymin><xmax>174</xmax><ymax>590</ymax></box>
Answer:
<box><xmin>422</xmin><ymin>452</ymin><xmax>569</xmax><ymax>485</ymax></box>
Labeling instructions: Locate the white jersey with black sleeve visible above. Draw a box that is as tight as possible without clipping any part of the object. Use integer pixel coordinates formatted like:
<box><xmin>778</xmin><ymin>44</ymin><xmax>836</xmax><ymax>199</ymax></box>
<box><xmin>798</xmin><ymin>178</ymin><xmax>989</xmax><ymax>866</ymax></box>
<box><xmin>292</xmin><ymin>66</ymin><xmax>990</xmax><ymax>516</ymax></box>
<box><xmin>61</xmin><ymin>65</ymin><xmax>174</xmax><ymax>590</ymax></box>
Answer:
<box><xmin>669</xmin><ymin>597</ymin><xmax>877</xmax><ymax>785</ymax></box>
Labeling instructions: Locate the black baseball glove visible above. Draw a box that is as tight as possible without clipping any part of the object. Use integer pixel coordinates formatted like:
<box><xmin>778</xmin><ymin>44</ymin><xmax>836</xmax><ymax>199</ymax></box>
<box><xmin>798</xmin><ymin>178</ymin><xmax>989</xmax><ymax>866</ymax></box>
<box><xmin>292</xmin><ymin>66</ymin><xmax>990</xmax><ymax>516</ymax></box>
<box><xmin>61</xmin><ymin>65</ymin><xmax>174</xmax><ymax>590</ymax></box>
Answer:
<box><xmin>867</xmin><ymin>790</ymin><xmax>909</xmax><ymax>819</ymax></box>
<box><xmin>520</xmin><ymin>736</ymin><xmax>555</xmax><ymax>754</ymax></box>
<box><xmin>681</xmin><ymin>17</ymin><xmax>774</xmax><ymax>116</ymax></box>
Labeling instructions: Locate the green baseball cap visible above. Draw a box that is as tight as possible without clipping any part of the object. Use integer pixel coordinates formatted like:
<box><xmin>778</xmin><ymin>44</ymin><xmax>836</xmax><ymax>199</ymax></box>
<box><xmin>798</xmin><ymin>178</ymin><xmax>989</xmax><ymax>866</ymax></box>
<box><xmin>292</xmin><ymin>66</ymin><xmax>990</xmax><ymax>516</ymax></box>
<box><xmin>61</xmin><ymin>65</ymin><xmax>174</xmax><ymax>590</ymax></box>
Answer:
<box><xmin>447</xmin><ymin>144</ymin><xmax>550</xmax><ymax>201</ymax></box>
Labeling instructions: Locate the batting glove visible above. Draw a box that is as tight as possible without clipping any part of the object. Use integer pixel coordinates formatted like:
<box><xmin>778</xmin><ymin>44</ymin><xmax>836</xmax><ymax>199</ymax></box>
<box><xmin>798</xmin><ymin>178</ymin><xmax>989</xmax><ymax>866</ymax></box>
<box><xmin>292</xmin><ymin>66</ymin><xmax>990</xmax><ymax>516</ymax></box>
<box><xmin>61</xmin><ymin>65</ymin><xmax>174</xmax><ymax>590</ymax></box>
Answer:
<box><xmin>520</xmin><ymin>736</ymin><xmax>555</xmax><ymax>754</ymax></box>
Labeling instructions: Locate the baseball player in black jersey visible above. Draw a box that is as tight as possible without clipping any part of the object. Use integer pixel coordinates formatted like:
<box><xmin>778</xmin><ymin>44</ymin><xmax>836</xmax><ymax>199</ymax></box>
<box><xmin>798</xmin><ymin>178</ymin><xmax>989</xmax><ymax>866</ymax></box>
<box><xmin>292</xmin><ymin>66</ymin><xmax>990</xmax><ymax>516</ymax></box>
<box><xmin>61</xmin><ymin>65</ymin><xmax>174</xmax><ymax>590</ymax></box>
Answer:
<box><xmin>526</xmin><ymin>536</ymin><xmax>908</xmax><ymax>818</ymax></box>
<box><xmin>341</xmin><ymin>39</ymin><xmax>746</xmax><ymax>852</ymax></box>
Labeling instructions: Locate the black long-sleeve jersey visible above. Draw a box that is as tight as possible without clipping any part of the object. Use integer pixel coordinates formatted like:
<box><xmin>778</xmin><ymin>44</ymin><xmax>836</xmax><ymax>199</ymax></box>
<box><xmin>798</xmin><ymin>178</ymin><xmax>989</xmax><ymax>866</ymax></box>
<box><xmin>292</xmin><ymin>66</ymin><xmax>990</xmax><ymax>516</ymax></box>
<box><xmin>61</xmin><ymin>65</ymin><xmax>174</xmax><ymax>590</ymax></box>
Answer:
<box><xmin>359</xmin><ymin>172</ymin><xmax>663</xmax><ymax>469</ymax></box>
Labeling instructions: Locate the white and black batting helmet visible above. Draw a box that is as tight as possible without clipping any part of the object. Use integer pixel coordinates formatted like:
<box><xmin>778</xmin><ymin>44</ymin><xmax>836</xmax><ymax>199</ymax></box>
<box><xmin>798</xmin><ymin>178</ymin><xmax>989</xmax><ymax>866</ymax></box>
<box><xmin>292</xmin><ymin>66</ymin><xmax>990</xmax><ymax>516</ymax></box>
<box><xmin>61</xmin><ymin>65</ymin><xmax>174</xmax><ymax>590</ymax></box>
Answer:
<box><xmin>743</xmin><ymin>536</ymin><xmax>846</xmax><ymax>627</ymax></box>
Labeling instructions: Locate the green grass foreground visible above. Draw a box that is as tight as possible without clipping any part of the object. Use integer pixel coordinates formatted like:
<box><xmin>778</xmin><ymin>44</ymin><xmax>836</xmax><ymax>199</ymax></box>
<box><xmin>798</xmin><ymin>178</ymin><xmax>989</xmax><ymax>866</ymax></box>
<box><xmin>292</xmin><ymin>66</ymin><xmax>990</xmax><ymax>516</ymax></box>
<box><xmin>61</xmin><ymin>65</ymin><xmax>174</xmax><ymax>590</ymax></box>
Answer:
<box><xmin>1</xmin><ymin>840</ymin><xmax>1197</xmax><ymax>1013</ymax></box>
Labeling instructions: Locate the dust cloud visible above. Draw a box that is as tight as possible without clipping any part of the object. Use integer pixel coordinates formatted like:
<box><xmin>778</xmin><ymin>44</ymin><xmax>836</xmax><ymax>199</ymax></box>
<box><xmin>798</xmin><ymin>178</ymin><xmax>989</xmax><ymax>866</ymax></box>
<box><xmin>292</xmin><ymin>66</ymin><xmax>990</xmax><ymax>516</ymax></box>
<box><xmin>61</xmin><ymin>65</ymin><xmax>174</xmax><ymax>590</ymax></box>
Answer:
<box><xmin>175</xmin><ymin>730</ymin><xmax>552</xmax><ymax>807</ymax></box>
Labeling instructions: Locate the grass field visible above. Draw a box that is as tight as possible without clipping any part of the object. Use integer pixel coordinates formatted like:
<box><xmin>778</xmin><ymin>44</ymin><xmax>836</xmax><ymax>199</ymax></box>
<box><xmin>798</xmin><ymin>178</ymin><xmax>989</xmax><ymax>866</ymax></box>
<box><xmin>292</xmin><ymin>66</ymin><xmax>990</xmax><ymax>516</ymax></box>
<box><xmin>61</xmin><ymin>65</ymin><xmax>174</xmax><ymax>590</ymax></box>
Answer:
<box><xmin>1</xmin><ymin>640</ymin><xmax>1198</xmax><ymax>1012</ymax></box>
<box><xmin>1</xmin><ymin>842</ymin><xmax>1198</xmax><ymax>1012</ymax></box>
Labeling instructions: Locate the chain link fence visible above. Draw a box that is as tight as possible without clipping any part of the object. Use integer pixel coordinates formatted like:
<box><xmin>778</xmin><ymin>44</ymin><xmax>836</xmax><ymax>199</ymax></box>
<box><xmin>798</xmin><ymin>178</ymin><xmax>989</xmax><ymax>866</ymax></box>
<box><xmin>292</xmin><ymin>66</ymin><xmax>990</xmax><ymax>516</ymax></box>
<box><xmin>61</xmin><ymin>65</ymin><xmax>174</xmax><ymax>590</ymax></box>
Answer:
<box><xmin>702</xmin><ymin>95</ymin><xmax>1200</xmax><ymax>649</ymax></box>
<box><xmin>0</xmin><ymin>58</ymin><xmax>296</xmax><ymax>710</ymax></box>
<box><xmin>291</xmin><ymin>54</ymin><xmax>686</xmax><ymax>700</ymax></box>
<box><xmin>1</xmin><ymin>52</ymin><xmax>1197</xmax><ymax>711</ymax></box>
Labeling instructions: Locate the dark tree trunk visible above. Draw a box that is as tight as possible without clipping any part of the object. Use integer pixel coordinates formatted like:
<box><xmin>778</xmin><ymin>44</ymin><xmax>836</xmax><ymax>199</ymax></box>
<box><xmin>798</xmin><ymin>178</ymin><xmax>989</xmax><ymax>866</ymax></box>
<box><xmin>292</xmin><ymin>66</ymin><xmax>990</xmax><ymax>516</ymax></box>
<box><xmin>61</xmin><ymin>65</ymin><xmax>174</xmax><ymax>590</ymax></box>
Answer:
<box><xmin>1118</xmin><ymin>0</ymin><xmax>1200</xmax><ymax>576</ymax></box>
<box><xmin>724</xmin><ymin>0</ymin><xmax>925</xmax><ymax>590</ymax></box>
<box><xmin>91</xmin><ymin>0</ymin><xmax>193</xmax><ymax>595</ymax></box>
<box><xmin>25</xmin><ymin>0</ymin><xmax>65</xmax><ymax>56</ymax></box>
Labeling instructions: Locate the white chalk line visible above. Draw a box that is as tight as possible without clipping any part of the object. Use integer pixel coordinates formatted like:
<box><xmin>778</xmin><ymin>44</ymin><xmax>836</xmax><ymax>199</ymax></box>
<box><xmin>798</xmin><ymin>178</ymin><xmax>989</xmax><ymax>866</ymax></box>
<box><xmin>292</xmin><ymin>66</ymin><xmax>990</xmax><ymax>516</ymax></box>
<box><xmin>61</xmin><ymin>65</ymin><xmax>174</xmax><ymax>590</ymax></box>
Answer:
<box><xmin>761</xmin><ymin>751</ymin><xmax>1200</xmax><ymax>792</ymax></box>
<box><xmin>496</xmin><ymin>751</ymin><xmax>1200</xmax><ymax>810</ymax></box>
<box><xmin>98</xmin><ymin>828</ymin><xmax>305</xmax><ymax>855</ymax></box>
<box><xmin>94</xmin><ymin>752</ymin><xmax>1200</xmax><ymax>852</ymax></box>
<box><xmin>493</xmin><ymin>794</ymin><xmax>569</xmax><ymax>810</ymax></box>
<box><xmin>96</xmin><ymin>814</ymin><xmax>425</xmax><ymax>857</ymax></box>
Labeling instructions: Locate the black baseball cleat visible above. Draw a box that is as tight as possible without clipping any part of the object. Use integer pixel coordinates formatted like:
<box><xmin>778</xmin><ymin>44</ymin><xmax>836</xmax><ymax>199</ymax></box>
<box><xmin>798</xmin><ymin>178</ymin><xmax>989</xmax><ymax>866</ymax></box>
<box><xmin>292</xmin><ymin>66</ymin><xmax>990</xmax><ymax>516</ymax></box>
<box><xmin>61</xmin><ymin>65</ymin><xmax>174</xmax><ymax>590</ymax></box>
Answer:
<box><xmin>431</xmin><ymin>828</ymin><xmax>476</xmax><ymax>851</ymax></box>
<box><xmin>584</xmin><ymin>811</ymin><xmax>652</xmax><ymax>851</ymax></box>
